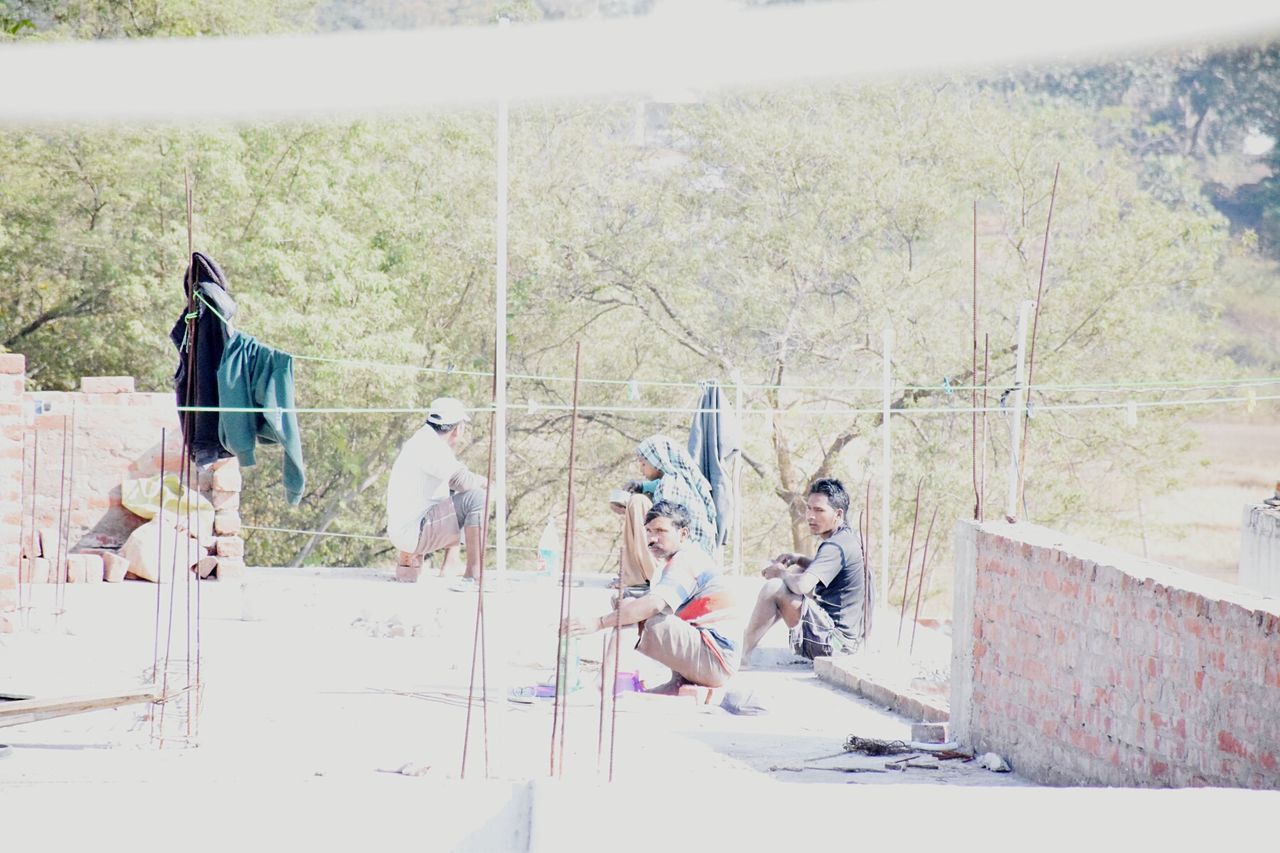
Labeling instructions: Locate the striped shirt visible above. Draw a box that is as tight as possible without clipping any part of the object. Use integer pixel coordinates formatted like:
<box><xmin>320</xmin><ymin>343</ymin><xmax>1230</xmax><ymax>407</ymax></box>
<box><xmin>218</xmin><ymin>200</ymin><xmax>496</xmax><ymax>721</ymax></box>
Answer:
<box><xmin>651</xmin><ymin>545</ymin><xmax>739</xmax><ymax>666</ymax></box>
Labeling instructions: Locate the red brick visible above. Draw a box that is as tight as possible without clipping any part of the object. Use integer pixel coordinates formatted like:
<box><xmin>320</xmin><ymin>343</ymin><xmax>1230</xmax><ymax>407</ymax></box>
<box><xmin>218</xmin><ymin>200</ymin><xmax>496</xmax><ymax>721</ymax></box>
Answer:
<box><xmin>213</xmin><ymin>557</ymin><xmax>246</xmax><ymax>580</ymax></box>
<box><xmin>1218</xmin><ymin>730</ymin><xmax>1249</xmax><ymax>758</ymax></box>
<box><xmin>214</xmin><ymin>537</ymin><xmax>244</xmax><ymax>558</ymax></box>
<box><xmin>211</xmin><ymin>463</ymin><xmax>242</xmax><ymax>491</ymax></box>
<box><xmin>0</xmin><ymin>353</ymin><xmax>26</xmax><ymax>375</ymax></box>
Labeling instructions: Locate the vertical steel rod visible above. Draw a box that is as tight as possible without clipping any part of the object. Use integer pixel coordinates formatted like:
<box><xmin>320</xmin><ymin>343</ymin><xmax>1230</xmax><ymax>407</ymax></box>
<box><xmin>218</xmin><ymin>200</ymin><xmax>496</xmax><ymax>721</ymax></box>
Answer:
<box><xmin>1016</xmin><ymin>163</ymin><xmax>1060</xmax><ymax>517</ymax></box>
<box><xmin>910</xmin><ymin>506</ymin><xmax>941</xmax><ymax>655</ymax></box>
<box><xmin>897</xmin><ymin>479</ymin><xmax>922</xmax><ymax>646</ymax></box>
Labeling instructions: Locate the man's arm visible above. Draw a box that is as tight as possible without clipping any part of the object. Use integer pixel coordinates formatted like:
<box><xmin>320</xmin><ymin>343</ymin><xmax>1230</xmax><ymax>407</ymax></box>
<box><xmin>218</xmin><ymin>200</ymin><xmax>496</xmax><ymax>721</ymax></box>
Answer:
<box><xmin>448</xmin><ymin>465</ymin><xmax>488</xmax><ymax>493</ymax></box>
<box><xmin>563</xmin><ymin>593</ymin><xmax>663</xmax><ymax>638</ymax></box>
<box><xmin>761</xmin><ymin>560</ymin><xmax>820</xmax><ymax>596</ymax></box>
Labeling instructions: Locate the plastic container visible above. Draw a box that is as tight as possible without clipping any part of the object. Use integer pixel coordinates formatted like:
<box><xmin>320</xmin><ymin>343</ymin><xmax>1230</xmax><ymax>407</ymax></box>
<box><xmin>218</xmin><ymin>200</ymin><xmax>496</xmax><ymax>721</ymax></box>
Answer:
<box><xmin>537</xmin><ymin>517</ymin><xmax>560</xmax><ymax>575</ymax></box>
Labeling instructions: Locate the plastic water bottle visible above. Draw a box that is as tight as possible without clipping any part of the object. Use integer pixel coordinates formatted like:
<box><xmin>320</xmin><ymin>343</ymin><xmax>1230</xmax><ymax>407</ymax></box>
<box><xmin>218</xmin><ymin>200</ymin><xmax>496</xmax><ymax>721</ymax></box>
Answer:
<box><xmin>558</xmin><ymin>635</ymin><xmax>581</xmax><ymax>695</ymax></box>
<box><xmin>537</xmin><ymin>517</ymin><xmax>560</xmax><ymax>575</ymax></box>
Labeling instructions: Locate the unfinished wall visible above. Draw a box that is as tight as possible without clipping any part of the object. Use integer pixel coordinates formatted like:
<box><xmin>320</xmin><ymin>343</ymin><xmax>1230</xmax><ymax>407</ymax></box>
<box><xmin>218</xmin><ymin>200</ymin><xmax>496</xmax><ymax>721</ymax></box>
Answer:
<box><xmin>0</xmin><ymin>354</ymin><xmax>25</xmax><ymax>631</ymax></box>
<box><xmin>1</xmin><ymin>365</ymin><xmax>247</xmax><ymax>614</ymax></box>
<box><xmin>1240</xmin><ymin>504</ymin><xmax>1280</xmax><ymax>598</ymax></box>
<box><xmin>952</xmin><ymin>520</ymin><xmax>1280</xmax><ymax>789</ymax></box>
<box><xmin>24</xmin><ymin>378</ymin><xmax>185</xmax><ymax>554</ymax></box>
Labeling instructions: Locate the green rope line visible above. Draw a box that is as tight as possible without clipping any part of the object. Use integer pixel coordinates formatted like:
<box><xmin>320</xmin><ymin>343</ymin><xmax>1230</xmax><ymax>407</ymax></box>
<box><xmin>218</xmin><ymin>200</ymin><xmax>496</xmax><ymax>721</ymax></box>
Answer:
<box><xmin>175</xmin><ymin>392</ymin><xmax>1280</xmax><ymax>418</ymax></box>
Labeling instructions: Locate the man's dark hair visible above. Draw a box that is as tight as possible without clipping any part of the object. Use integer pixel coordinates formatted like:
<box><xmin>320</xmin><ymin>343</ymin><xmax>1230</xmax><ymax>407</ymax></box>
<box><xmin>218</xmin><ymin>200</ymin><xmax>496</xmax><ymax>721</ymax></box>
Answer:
<box><xmin>808</xmin><ymin>478</ymin><xmax>850</xmax><ymax>516</ymax></box>
<box><xmin>644</xmin><ymin>500</ymin><xmax>691</xmax><ymax>530</ymax></box>
<box><xmin>427</xmin><ymin>420</ymin><xmax>456</xmax><ymax>435</ymax></box>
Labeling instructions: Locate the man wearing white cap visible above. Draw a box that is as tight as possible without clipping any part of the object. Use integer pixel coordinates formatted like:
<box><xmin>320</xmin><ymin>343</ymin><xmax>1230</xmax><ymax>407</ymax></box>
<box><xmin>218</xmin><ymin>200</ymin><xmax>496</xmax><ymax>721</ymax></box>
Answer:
<box><xmin>385</xmin><ymin>397</ymin><xmax>489</xmax><ymax>587</ymax></box>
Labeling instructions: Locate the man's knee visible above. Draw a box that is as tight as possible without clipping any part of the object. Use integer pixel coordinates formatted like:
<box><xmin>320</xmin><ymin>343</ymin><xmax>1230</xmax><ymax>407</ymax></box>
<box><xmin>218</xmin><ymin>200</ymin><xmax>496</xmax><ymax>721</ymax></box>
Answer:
<box><xmin>757</xmin><ymin>577</ymin><xmax>787</xmax><ymax>601</ymax></box>
<box><xmin>452</xmin><ymin>488</ymin><xmax>486</xmax><ymax>528</ymax></box>
<box><xmin>747</xmin><ymin>573</ymin><xmax>788</xmax><ymax>601</ymax></box>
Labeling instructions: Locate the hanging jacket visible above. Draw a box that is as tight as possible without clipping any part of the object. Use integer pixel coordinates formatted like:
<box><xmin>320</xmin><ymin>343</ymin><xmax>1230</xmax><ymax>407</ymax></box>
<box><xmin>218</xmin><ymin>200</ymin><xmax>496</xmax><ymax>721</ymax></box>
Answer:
<box><xmin>687</xmin><ymin>382</ymin><xmax>741</xmax><ymax>548</ymax></box>
<box><xmin>216</xmin><ymin>331</ymin><xmax>306</xmax><ymax>505</ymax></box>
<box><xmin>170</xmin><ymin>252</ymin><xmax>237</xmax><ymax>467</ymax></box>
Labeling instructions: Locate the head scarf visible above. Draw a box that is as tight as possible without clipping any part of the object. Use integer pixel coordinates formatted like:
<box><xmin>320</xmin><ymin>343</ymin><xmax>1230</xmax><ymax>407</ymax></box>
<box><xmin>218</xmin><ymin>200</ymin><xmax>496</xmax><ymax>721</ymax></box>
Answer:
<box><xmin>637</xmin><ymin>434</ymin><xmax>718</xmax><ymax>554</ymax></box>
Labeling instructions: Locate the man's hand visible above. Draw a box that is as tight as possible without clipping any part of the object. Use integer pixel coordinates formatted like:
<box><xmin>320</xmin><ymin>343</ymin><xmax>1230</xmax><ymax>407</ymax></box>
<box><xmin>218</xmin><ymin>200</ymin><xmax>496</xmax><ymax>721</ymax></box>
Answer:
<box><xmin>562</xmin><ymin>615</ymin><xmax>599</xmax><ymax>638</ymax></box>
<box><xmin>761</xmin><ymin>562</ymin><xmax>786</xmax><ymax>580</ymax></box>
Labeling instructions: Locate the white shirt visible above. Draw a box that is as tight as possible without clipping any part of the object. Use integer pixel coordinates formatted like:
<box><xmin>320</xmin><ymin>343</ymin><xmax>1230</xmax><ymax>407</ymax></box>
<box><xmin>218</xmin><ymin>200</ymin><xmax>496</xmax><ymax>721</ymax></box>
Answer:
<box><xmin>385</xmin><ymin>426</ymin><xmax>465</xmax><ymax>553</ymax></box>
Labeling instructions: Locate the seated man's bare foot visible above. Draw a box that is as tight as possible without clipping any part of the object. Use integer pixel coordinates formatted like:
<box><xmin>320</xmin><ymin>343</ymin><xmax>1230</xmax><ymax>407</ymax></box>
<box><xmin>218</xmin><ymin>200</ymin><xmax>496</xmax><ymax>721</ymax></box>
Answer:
<box><xmin>644</xmin><ymin>674</ymin><xmax>689</xmax><ymax>696</ymax></box>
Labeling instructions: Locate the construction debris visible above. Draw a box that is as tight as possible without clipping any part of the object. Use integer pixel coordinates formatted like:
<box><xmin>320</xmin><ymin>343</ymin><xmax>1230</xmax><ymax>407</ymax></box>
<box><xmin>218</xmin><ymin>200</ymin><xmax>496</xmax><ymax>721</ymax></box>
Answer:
<box><xmin>844</xmin><ymin>735</ymin><xmax>914</xmax><ymax>756</ymax></box>
<box><xmin>0</xmin><ymin>686</ymin><xmax>160</xmax><ymax>728</ymax></box>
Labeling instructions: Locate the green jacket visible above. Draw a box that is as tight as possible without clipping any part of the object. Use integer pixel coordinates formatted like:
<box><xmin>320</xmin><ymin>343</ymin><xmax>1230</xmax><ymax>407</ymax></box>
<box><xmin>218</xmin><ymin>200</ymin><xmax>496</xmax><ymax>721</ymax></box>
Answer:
<box><xmin>217</xmin><ymin>332</ymin><xmax>306</xmax><ymax>505</ymax></box>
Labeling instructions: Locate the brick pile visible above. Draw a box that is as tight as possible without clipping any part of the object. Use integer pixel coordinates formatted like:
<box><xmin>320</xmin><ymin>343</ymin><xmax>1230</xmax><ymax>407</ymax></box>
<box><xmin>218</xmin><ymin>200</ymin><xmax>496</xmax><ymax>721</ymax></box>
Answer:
<box><xmin>1</xmin><ymin>367</ymin><xmax>248</xmax><ymax>626</ymax></box>
<box><xmin>953</xmin><ymin>521</ymin><xmax>1280</xmax><ymax>789</ymax></box>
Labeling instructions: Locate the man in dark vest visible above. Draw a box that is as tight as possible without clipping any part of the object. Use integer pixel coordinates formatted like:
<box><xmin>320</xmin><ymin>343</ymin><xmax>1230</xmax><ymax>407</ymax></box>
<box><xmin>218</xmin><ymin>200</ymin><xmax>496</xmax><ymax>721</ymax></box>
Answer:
<box><xmin>741</xmin><ymin>478</ymin><xmax>872</xmax><ymax>663</ymax></box>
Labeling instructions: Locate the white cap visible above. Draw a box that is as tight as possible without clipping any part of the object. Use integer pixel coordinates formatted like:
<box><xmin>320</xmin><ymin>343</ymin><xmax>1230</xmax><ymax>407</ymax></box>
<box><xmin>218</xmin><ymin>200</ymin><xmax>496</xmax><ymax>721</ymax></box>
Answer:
<box><xmin>425</xmin><ymin>397</ymin><xmax>470</xmax><ymax>427</ymax></box>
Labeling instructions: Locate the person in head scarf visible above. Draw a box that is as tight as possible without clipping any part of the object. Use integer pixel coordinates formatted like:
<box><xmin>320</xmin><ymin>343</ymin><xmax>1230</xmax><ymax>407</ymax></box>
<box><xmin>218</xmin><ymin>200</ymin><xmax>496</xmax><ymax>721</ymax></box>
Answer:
<box><xmin>633</xmin><ymin>434</ymin><xmax>718</xmax><ymax>555</ymax></box>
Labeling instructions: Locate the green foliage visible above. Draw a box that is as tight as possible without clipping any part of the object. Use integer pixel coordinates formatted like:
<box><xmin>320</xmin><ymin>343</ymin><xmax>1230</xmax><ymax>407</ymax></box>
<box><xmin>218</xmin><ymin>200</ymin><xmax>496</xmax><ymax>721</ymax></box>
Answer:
<box><xmin>0</xmin><ymin>77</ymin><xmax>1239</xmax><ymax>579</ymax></box>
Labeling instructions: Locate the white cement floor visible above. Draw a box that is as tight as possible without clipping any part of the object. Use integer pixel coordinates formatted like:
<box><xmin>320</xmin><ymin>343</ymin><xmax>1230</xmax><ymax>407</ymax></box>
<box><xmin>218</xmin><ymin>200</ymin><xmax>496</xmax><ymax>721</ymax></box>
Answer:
<box><xmin>0</xmin><ymin>568</ymin><xmax>1015</xmax><ymax>786</ymax></box>
<box><xmin>2</xmin><ymin>568</ymin><xmax>1276</xmax><ymax>850</ymax></box>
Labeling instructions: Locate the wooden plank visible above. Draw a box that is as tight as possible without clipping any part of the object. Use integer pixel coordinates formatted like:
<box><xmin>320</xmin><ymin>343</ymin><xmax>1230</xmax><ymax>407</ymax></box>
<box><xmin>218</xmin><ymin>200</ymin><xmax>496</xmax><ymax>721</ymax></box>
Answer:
<box><xmin>0</xmin><ymin>686</ymin><xmax>160</xmax><ymax>728</ymax></box>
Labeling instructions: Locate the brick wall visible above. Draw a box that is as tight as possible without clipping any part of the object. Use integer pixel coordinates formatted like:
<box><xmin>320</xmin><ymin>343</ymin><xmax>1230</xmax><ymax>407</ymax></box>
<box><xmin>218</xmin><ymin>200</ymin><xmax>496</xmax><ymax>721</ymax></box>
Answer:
<box><xmin>951</xmin><ymin>520</ymin><xmax>1280</xmax><ymax>789</ymax></box>
<box><xmin>0</xmin><ymin>354</ymin><xmax>26</xmax><ymax>632</ymax></box>
<box><xmin>4</xmin><ymin>368</ymin><xmax>247</xmax><ymax>613</ymax></box>
<box><xmin>25</xmin><ymin>378</ymin><xmax>186</xmax><ymax>554</ymax></box>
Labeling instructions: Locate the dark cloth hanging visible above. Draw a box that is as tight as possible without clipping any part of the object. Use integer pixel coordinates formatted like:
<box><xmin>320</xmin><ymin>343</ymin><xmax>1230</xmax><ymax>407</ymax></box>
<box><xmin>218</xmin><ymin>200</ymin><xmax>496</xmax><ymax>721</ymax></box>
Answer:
<box><xmin>216</xmin><ymin>332</ymin><xmax>306</xmax><ymax>506</ymax></box>
<box><xmin>169</xmin><ymin>252</ymin><xmax>238</xmax><ymax>467</ymax></box>
<box><xmin>687</xmin><ymin>381</ymin><xmax>741</xmax><ymax>548</ymax></box>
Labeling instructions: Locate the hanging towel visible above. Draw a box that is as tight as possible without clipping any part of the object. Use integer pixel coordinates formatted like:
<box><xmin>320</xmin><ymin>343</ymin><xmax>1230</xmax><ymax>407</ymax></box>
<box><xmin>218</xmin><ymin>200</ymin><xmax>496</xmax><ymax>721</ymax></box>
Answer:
<box><xmin>169</xmin><ymin>252</ymin><xmax>237</xmax><ymax>467</ymax></box>
<box><xmin>687</xmin><ymin>381</ymin><xmax>741</xmax><ymax>548</ymax></box>
<box><xmin>216</xmin><ymin>331</ymin><xmax>306</xmax><ymax>505</ymax></box>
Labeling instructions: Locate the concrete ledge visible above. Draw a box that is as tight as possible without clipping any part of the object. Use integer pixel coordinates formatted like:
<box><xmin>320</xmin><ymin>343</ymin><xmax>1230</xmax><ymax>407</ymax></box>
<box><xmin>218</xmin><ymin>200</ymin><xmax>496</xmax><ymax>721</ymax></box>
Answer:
<box><xmin>814</xmin><ymin>655</ymin><xmax>949</xmax><ymax>723</ymax></box>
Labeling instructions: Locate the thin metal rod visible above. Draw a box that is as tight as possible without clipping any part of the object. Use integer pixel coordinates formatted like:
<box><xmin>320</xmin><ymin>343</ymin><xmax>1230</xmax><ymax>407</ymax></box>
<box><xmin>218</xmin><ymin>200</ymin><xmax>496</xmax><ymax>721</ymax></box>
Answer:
<box><xmin>862</xmin><ymin>477</ymin><xmax>872</xmax><ymax>646</ymax></box>
<box><xmin>61</xmin><ymin>404</ymin><xmax>77</xmax><ymax>613</ymax></box>
<box><xmin>53</xmin><ymin>415</ymin><xmax>69</xmax><ymax>618</ymax></box>
<box><xmin>163</xmin><ymin>184</ymin><xmax>201</xmax><ymax>746</ymax></box>
<box><xmin>151</xmin><ymin>428</ymin><xmax>167</xmax><ymax>742</ymax></box>
<box><xmin>1016</xmin><ymin>163</ymin><xmax>1059</xmax><ymax>516</ymax></box>
<box><xmin>186</xmin><ymin>174</ymin><xmax>202</xmax><ymax>742</ymax></box>
<box><xmin>979</xmin><ymin>334</ymin><xmax>989</xmax><ymax>521</ymax></box>
<box><xmin>27</xmin><ymin>423</ymin><xmax>39</xmax><ymax>622</ymax></box>
<box><xmin>18</xmin><ymin>426</ymin><xmax>29</xmax><ymax>614</ymax></box>
<box><xmin>897</xmin><ymin>479</ymin><xmax>922</xmax><ymax>647</ymax></box>
<box><xmin>607</xmin><ymin>536</ymin><xmax>623</xmax><ymax>782</ymax></box>
<box><xmin>550</xmin><ymin>342</ymin><xmax>582</xmax><ymax>778</ymax></box>
<box><xmin>597</xmin><ymin>632</ymin><xmax>608</xmax><ymax>771</ymax></box>
<box><xmin>910</xmin><ymin>506</ymin><xmax>941</xmax><ymax>655</ymax></box>
<box><xmin>183</xmin><ymin>440</ymin><xmax>193</xmax><ymax>739</ymax></box>
<box><xmin>462</xmin><ymin>360</ymin><xmax>500</xmax><ymax>780</ymax></box>
<box><xmin>879</xmin><ymin>328</ymin><xmax>891</xmax><ymax>633</ymax></box>
<box><xmin>972</xmin><ymin>199</ymin><xmax>980</xmax><ymax>520</ymax></box>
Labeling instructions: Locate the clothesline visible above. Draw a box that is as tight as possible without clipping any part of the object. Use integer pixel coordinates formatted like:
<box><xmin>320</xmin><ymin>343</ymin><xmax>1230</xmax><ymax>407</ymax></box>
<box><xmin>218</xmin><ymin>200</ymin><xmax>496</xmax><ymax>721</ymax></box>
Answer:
<box><xmin>174</xmin><ymin>391</ymin><xmax>1280</xmax><ymax>418</ymax></box>
<box><xmin>240</xmin><ymin>523</ymin><xmax>619</xmax><ymax>559</ymax></box>
<box><xmin>296</xmin><ymin>349</ymin><xmax>1280</xmax><ymax>396</ymax></box>
<box><xmin>196</xmin><ymin>291</ymin><xmax>1280</xmax><ymax>396</ymax></box>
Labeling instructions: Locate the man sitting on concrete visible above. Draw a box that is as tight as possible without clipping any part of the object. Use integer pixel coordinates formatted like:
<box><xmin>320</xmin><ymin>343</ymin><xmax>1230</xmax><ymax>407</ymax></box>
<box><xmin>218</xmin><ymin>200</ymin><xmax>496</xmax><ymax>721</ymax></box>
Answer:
<box><xmin>385</xmin><ymin>397</ymin><xmax>488</xmax><ymax>588</ymax></box>
<box><xmin>565</xmin><ymin>500</ymin><xmax>739</xmax><ymax>692</ymax></box>
<box><xmin>741</xmin><ymin>478</ymin><xmax>872</xmax><ymax>664</ymax></box>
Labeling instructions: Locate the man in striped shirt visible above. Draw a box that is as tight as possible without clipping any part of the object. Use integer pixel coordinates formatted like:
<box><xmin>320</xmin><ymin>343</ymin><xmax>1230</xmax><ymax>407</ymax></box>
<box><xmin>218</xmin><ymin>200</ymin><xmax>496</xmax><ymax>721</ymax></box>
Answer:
<box><xmin>564</xmin><ymin>501</ymin><xmax>739</xmax><ymax>691</ymax></box>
